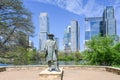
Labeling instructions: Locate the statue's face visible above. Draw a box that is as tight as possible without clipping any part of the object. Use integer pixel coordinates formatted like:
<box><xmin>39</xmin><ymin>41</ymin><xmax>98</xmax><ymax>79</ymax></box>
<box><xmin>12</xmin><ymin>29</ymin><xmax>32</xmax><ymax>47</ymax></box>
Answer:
<box><xmin>49</xmin><ymin>36</ymin><xmax>53</xmax><ymax>39</ymax></box>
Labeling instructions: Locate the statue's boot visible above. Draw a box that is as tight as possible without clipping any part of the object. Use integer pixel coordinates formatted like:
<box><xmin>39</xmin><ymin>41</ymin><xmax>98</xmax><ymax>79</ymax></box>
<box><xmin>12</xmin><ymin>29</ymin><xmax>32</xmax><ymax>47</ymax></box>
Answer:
<box><xmin>54</xmin><ymin>61</ymin><xmax>60</xmax><ymax>72</ymax></box>
<box><xmin>48</xmin><ymin>61</ymin><xmax>52</xmax><ymax>72</ymax></box>
<box><xmin>48</xmin><ymin>68</ymin><xmax>52</xmax><ymax>72</ymax></box>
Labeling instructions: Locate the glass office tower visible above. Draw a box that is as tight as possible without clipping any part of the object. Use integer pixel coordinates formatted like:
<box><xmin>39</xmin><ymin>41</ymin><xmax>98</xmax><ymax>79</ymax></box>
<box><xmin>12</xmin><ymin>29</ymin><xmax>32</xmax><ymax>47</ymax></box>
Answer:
<box><xmin>71</xmin><ymin>20</ymin><xmax>80</xmax><ymax>52</ymax></box>
<box><xmin>85</xmin><ymin>17</ymin><xmax>103</xmax><ymax>41</ymax></box>
<box><xmin>85</xmin><ymin>17</ymin><xmax>103</xmax><ymax>49</ymax></box>
<box><xmin>54</xmin><ymin>37</ymin><xmax>59</xmax><ymax>50</ymax></box>
<box><xmin>39</xmin><ymin>13</ymin><xmax>49</xmax><ymax>51</ymax></box>
<box><xmin>84</xmin><ymin>6</ymin><xmax>117</xmax><ymax>50</ymax></box>
<box><xmin>63</xmin><ymin>26</ymin><xmax>71</xmax><ymax>52</ymax></box>
<box><xmin>102</xmin><ymin>6</ymin><xmax>116</xmax><ymax>36</ymax></box>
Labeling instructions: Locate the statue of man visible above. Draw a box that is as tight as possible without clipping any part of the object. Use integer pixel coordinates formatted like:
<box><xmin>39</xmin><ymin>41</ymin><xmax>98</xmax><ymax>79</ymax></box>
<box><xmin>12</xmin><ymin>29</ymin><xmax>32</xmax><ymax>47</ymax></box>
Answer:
<box><xmin>45</xmin><ymin>34</ymin><xmax>60</xmax><ymax>72</ymax></box>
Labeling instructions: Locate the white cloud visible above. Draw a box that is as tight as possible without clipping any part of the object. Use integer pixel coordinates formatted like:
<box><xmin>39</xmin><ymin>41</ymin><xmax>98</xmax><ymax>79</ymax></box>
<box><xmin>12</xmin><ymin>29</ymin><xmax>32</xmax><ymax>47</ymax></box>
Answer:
<box><xmin>36</xmin><ymin>0</ymin><xmax>105</xmax><ymax>17</ymax></box>
<box><xmin>83</xmin><ymin>0</ymin><xmax>104</xmax><ymax>17</ymax></box>
<box><xmin>36</xmin><ymin>0</ymin><xmax>120</xmax><ymax>35</ymax></box>
<box><xmin>114</xmin><ymin>0</ymin><xmax>120</xmax><ymax>4</ymax></box>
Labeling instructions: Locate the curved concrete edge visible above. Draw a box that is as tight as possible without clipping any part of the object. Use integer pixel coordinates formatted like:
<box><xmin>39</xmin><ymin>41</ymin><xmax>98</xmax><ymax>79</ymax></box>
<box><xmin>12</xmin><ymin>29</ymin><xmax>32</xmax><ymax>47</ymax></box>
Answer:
<box><xmin>1</xmin><ymin>65</ymin><xmax>120</xmax><ymax>75</ymax></box>
<box><xmin>2</xmin><ymin>65</ymin><xmax>107</xmax><ymax>71</ymax></box>
<box><xmin>106</xmin><ymin>67</ymin><xmax>120</xmax><ymax>75</ymax></box>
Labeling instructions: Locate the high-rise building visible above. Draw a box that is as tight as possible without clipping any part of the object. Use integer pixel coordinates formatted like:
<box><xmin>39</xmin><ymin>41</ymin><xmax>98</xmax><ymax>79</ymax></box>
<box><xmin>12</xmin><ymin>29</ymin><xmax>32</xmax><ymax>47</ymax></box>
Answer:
<box><xmin>63</xmin><ymin>26</ymin><xmax>71</xmax><ymax>52</ymax></box>
<box><xmin>54</xmin><ymin>37</ymin><xmax>59</xmax><ymax>50</ymax></box>
<box><xmin>102</xmin><ymin>6</ymin><xmax>116</xmax><ymax>36</ymax></box>
<box><xmin>84</xmin><ymin>6</ymin><xmax>117</xmax><ymax>50</ymax></box>
<box><xmin>85</xmin><ymin>17</ymin><xmax>103</xmax><ymax>41</ymax></box>
<box><xmin>102</xmin><ymin>6</ymin><xmax>118</xmax><ymax>45</ymax></box>
<box><xmin>85</xmin><ymin>17</ymin><xmax>103</xmax><ymax>49</ymax></box>
<box><xmin>39</xmin><ymin>13</ymin><xmax>49</xmax><ymax>51</ymax></box>
<box><xmin>71</xmin><ymin>20</ymin><xmax>80</xmax><ymax>52</ymax></box>
<box><xmin>29</xmin><ymin>40</ymin><xmax>34</xmax><ymax>48</ymax></box>
<box><xmin>28</xmin><ymin>40</ymin><xmax>34</xmax><ymax>51</ymax></box>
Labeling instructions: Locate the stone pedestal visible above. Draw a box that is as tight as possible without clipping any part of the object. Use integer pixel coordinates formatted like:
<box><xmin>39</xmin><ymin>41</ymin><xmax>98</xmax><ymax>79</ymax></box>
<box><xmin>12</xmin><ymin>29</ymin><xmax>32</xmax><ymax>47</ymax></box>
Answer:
<box><xmin>39</xmin><ymin>67</ymin><xmax>63</xmax><ymax>80</ymax></box>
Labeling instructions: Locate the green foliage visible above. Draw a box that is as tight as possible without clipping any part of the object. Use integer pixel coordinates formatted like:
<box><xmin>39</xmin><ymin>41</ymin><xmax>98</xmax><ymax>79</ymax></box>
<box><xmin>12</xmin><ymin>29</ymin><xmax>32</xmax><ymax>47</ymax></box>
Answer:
<box><xmin>0</xmin><ymin>0</ymin><xmax>34</xmax><ymax>53</ymax></box>
<box><xmin>112</xmin><ymin>43</ymin><xmax>120</xmax><ymax>65</ymax></box>
<box><xmin>0</xmin><ymin>0</ymin><xmax>35</xmax><ymax>65</ymax></box>
<box><xmin>4</xmin><ymin>47</ymin><xmax>37</xmax><ymax>65</ymax></box>
<box><xmin>58</xmin><ymin>52</ymin><xmax>82</xmax><ymax>61</ymax></box>
<box><xmin>83</xmin><ymin>35</ymin><xmax>120</xmax><ymax>66</ymax></box>
<box><xmin>5</xmin><ymin>46</ymin><xmax>28</xmax><ymax>65</ymax></box>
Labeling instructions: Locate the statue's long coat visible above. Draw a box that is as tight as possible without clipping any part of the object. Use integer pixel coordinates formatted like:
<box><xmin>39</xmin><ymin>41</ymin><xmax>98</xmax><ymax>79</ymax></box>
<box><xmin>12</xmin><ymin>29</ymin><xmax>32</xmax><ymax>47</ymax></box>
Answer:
<box><xmin>45</xmin><ymin>39</ymin><xmax>58</xmax><ymax>62</ymax></box>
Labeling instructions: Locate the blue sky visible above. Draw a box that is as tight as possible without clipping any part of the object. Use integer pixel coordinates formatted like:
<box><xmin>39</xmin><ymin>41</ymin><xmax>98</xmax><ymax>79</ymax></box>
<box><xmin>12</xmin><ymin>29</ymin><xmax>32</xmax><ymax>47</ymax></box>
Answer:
<box><xmin>22</xmin><ymin>0</ymin><xmax>120</xmax><ymax>51</ymax></box>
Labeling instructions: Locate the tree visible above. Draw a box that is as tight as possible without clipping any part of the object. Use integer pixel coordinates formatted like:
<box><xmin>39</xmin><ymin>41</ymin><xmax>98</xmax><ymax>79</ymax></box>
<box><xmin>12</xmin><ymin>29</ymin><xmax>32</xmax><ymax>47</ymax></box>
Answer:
<box><xmin>112</xmin><ymin>43</ymin><xmax>120</xmax><ymax>65</ymax></box>
<box><xmin>83</xmin><ymin>35</ymin><xmax>119</xmax><ymax>66</ymax></box>
<box><xmin>0</xmin><ymin>0</ymin><xmax>34</xmax><ymax>54</ymax></box>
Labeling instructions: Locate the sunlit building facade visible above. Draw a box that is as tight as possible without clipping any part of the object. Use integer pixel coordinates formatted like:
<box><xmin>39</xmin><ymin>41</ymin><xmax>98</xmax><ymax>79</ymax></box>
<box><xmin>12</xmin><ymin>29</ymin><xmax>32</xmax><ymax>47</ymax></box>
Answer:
<box><xmin>54</xmin><ymin>37</ymin><xmax>59</xmax><ymax>50</ymax></box>
<box><xmin>85</xmin><ymin>17</ymin><xmax>103</xmax><ymax>41</ymax></box>
<box><xmin>39</xmin><ymin>13</ymin><xmax>49</xmax><ymax>51</ymax></box>
<box><xmin>102</xmin><ymin>6</ymin><xmax>116</xmax><ymax>36</ymax></box>
<box><xmin>63</xmin><ymin>26</ymin><xmax>71</xmax><ymax>52</ymax></box>
<box><xmin>63</xmin><ymin>20</ymin><xmax>80</xmax><ymax>52</ymax></box>
<box><xmin>71</xmin><ymin>20</ymin><xmax>80</xmax><ymax>52</ymax></box>
<box><xmin>84</xmin><ymin>6</ymin><xmax>117</xmax><ymax>50</ymax></box>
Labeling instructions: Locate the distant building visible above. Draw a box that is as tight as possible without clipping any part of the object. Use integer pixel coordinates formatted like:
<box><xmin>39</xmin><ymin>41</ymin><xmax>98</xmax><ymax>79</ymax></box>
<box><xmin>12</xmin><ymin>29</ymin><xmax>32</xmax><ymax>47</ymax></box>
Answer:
<box><xmin>119</xmin><ymin>37</ymin><xmax>120</xmax><ymax>42</ymax></box>
<box><xmin>102</xmin><ymin>6</ymin><xmax>116</xmax><ymax>36</ymax></box>
<box><xmin>54</xmin><ymin>37</ymin><xmax>59</xmax><ymax>50</ymax></box>
<box><xmin>102</xmin><ymin>6</ymin><xmax>118</xmax><ymax>44</ymax></box>
<box><xmin>63</xmin><ymin>20</ymin><xmax>80</xmax><ymax>52</ymax></box>
<box><xmin>85</xmin><ymin>17</ymin><xmax>103</xmax><ymax>49</ymax></box>
<box><xmin>85</xmin><ymin>17</ymin><xmax>103</xmax><ymax>41</ymax></box>
<box><xmin>84</xmin><ymin>6</ymin><xmax>118</xmax><ymax>50</ymax></box>
<box><xmin>29</xmin><ymin>40</ymin><xmax>34</xmax><ymax>48</ymax></box>
<box><xmin>63</xmin><ymin>26</ymin><xmax>71</xmax><ymax>52</ymax></box>
<box><xmin>71</xmin><ymin>20</ymin><xmax>80</xmax><ymax>52</ymax></box>
<box><xmin>28</xmin><ymin>40</ymin><xmax>34</xmax><ymax>51</ymax></box>
<box><xmin>39</xmin><ymin>13</ymin><xmax>49</xmax><ymax>51</ymax></box>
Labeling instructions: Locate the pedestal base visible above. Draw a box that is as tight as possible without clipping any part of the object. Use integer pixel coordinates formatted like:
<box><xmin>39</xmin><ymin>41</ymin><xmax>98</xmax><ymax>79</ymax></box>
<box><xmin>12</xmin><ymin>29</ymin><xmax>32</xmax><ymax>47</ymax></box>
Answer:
<box><xmin>39</xmin><ymin>67</ymin><xmax>63</xmax><ymax>80</ymax></box>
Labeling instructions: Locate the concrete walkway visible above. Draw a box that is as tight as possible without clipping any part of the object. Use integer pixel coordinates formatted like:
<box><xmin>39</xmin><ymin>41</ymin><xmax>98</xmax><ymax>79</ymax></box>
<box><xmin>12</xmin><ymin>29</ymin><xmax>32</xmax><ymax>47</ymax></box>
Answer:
<box><xmin>0</xmin><ymin>69</ymin><xmax>120</xmax><ymax>80</ymax></box>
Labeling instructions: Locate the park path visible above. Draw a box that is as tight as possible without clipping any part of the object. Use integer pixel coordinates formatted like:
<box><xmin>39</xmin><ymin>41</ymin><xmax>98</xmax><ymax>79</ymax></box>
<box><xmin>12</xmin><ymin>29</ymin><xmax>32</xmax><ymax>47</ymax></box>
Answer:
<box><xmin>0</xmin><ymin>69</ymin><xmax>120</xmax><ymax>80</ymax></box>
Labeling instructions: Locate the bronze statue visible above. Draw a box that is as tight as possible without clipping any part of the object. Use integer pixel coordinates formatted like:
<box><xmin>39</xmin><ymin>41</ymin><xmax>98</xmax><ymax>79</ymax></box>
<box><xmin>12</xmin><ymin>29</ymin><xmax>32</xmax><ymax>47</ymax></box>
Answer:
<box><xmin>45</xmin><ymin>34</ymin><xmax>60</xmax><ymax>72</ymax></box>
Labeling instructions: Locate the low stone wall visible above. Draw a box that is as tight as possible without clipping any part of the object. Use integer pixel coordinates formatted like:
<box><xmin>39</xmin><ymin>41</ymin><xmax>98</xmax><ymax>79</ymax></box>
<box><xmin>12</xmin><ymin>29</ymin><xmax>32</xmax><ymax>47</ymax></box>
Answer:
<box><xmin>106</xmin><ymin>67</ymin><xmax>120</xmax><ymax>75</ymax></box>
<box><xmin>5</xmin><ymin>65</ymin><xmax>106</xmax><ymax>71</ymax></box>
<box><xmin>62</xmin><ymin>65</ymin><xmax>106</xmax><ymax>71</ymax></box>
<box><xmin>0</xmin><ymin>67</ymin><xmax>6</xmax><ymax>72</ymax></box>
<box><xmin>1</xmin><ymin>65</ymin><xmax>120</xmax><ymax>75</ymax></box>
<box><xmin>6</xmin><ymin>65</ymin><xmax>47</xmax><ymax>71</ymax></box>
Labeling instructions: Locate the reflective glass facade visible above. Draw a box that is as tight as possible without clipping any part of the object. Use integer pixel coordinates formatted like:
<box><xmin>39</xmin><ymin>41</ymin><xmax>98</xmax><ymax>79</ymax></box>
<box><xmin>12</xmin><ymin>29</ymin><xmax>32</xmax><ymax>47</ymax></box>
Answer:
<box><xmin>85</xmin><ymin>18</ymin><xmax>102</xmax><ymax>41</ymax></box>
<box><xmin>84</xmin><ymin>6</ymin><xmax>117</xmax><ymax>50</ymax></box>
<box><xmin>102</xmin><ymin>6</ymin><xmax>116</xmax><ymax>36</ymax></box>
<box><xmin>63</xmin><ymin>20</ymin><xmax>80</xmax><ymax>52</ymax></box>
<box><xmin>63</xmin><ymin>26</ymin><xmax>71</xmax><ymax>51</ymax></box>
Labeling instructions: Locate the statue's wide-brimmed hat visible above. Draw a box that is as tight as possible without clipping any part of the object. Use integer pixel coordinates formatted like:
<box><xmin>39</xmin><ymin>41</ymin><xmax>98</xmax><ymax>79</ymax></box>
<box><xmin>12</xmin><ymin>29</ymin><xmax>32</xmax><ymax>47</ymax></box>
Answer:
<box><xmin>48</xmin><ymin>34</ymin><xmax>54</xmax><ymax>37</ymax></box>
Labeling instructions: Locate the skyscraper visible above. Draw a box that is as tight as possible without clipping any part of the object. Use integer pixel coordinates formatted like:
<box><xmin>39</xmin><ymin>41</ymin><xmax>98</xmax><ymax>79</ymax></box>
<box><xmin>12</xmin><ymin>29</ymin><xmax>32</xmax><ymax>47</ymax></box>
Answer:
<box><xmin>54</xmin><ymin>37</ymin><xmax>59</xmax><ymax>50</ymax></box>
<box><xmin>85</xmin><ymin>17</ymin><xmax>103</xmax><ymax>41</ymax></box>
<box><xmin>63</xmin><ymin>26</ymin><xmax>71</xmax><ymax>52</ymax></box>
<box><xmin>102</xmin><ymin>6</ymin><xmax>116</xmax><ymax>36</ymax></box>
<box><xmin>71</xmin><ymin>20</ymin><xmax>80</xmax><ymax>52</ymax></box>
<box><xmin>39</xmin><ymin>13</ymin><xmax>49</xmax><ymax>51</ymax></box>
<box><xmin>84</xmin><ymin>6</ymin><xmax>117</xmax><ymax>50</ymax></box>
<box><xmin>29</xmin><ymin>40</ymin><xmax>34</xmax><ymax>48</ymax></box>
